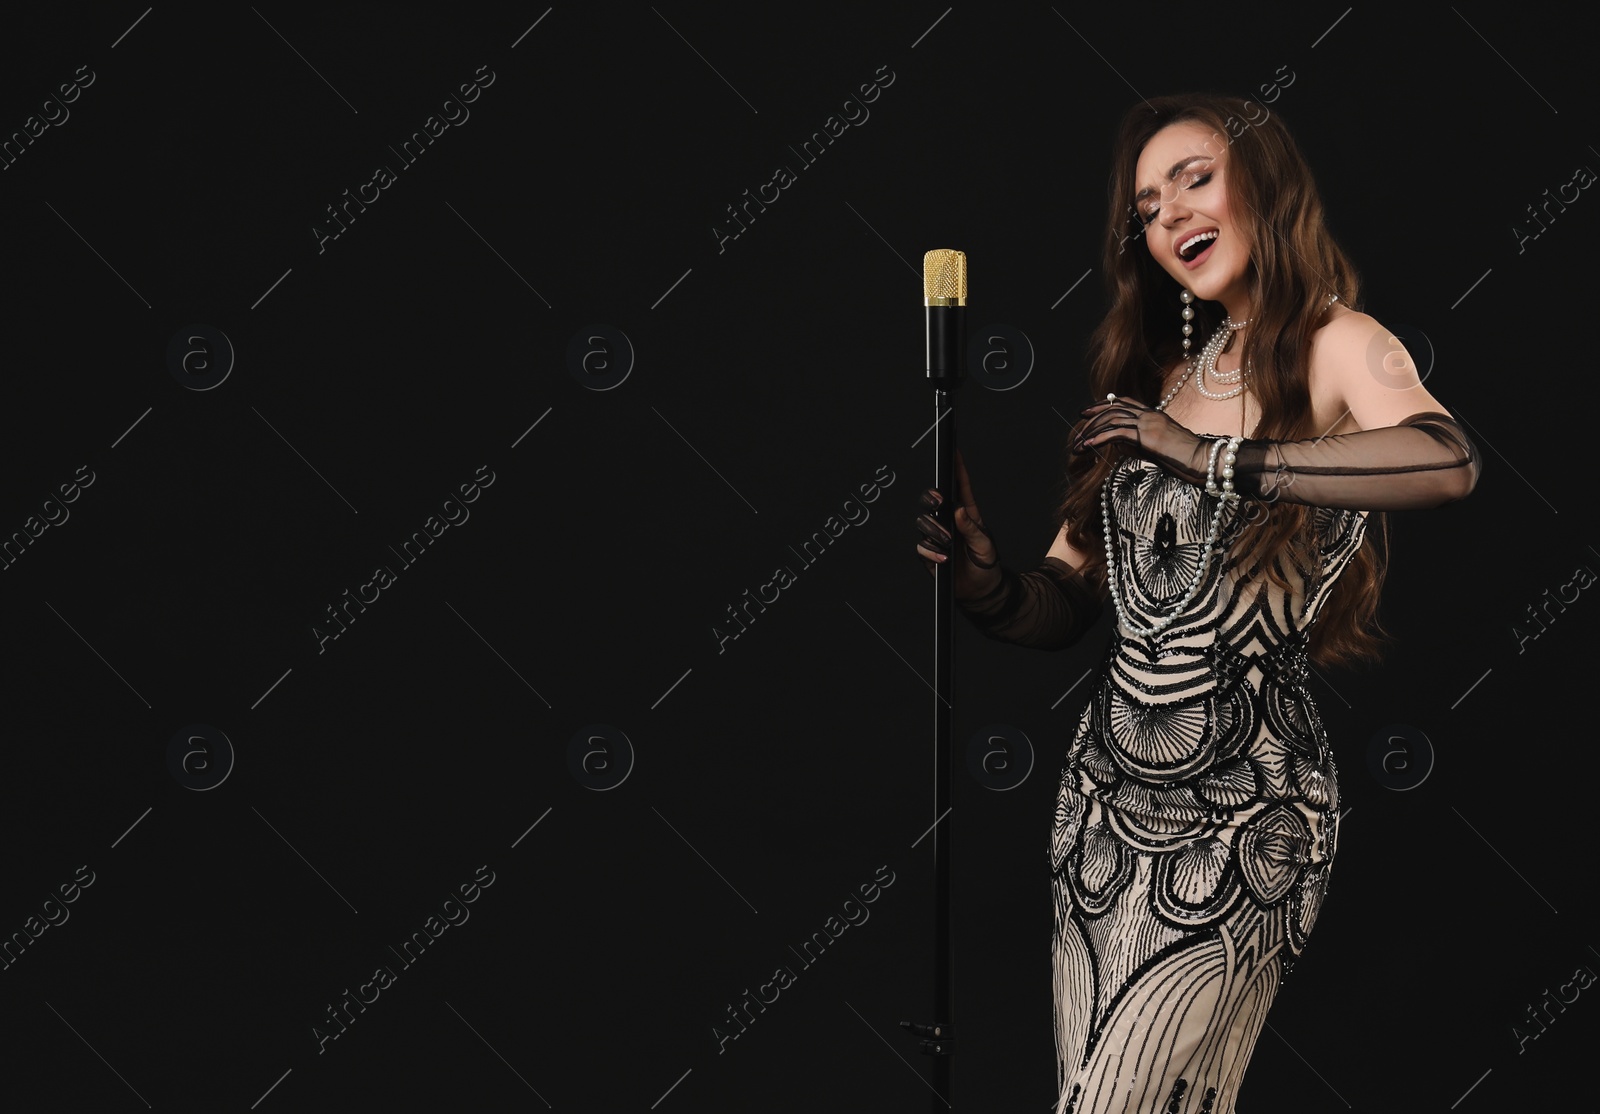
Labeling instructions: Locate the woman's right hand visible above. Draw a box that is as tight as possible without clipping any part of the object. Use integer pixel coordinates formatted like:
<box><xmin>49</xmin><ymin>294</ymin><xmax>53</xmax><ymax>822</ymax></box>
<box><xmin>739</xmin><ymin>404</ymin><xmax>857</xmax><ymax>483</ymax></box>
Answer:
<box><xmin>914</xmin><ymin>448</ymin><xmax>1000</xmax><ymax>596</ymax></box>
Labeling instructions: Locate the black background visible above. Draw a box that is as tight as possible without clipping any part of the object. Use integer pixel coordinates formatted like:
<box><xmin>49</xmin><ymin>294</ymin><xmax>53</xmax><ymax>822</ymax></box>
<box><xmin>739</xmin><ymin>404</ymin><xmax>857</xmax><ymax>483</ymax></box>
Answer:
<box><xmin>1</xmin><ymin>4</ymin><xmax>1594</xmax><ymax>1111</ymax></box>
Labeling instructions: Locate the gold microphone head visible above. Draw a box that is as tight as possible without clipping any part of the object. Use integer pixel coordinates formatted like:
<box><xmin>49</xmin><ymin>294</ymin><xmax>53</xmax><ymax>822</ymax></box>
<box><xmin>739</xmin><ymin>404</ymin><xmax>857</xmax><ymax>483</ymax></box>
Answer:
<box><xmin>923</xmin><ymin>249</ymin><xmax>966</xmax><ymax>307</ymax></box>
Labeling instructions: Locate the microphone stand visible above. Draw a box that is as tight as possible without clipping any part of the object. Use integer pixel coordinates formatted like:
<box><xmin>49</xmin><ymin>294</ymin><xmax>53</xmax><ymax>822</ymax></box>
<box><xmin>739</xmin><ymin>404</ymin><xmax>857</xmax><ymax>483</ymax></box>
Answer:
<box><xmin>900</xmin><ymin>249</ymin><xmax>965</xmax><ymax>1110</ymax></box>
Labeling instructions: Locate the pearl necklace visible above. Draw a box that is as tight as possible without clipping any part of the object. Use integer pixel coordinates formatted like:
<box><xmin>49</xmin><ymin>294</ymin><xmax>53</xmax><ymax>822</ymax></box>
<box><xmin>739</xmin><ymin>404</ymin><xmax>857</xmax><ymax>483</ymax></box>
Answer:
<box><xmin>1155</xmin><ymin>316</ymin><xmax>1248</xmax><ymax>409</ymax></box>
<box><xmin>1183</xmin><ymin>296</ymin><xmax>1337</xmax><ymax>399</ymax></box>
<box><xmin>1195</xmin><ymin>317</ymin><xmax>1250</xmax><ymax>400</ymax></box>
<box><xmin>1098</xmin><ymin>382</ymin><xmax>1241</xmax><ymax>638</ymax></box>
<box><xmin>1207</xmin><ymin>356</ymin><xmax>1245</xmax><ymax>383</ymax></box>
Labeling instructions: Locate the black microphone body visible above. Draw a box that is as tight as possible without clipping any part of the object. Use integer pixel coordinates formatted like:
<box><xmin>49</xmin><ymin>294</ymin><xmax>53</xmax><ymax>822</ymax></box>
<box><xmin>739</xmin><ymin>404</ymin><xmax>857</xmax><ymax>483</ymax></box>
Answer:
<box><xmin>926</xmin><ymin>305</ymin><xmax>965</xmax><ymax>383</ymax></box>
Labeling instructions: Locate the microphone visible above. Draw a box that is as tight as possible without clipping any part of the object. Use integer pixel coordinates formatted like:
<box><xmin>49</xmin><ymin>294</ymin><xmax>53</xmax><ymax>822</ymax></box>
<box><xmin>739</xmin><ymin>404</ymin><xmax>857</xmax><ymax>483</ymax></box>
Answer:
<box><xmin>910</xmin><ymin>247</ymin><xmax>965</xmax><ymax>1101</ymax></box>
<box><xmin>924</xmin><ymin>249</ymin><xmax>966</xmax><ymax>384</ymax></box>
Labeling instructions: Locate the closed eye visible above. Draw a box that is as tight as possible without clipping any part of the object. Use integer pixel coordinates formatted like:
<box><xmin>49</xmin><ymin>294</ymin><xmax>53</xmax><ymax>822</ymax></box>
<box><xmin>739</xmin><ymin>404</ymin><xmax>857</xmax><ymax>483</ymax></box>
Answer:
<box><xmin>1137</xmin><ymin>171</ymin><xmax>1215</xmax><ymax>226</ymax></box>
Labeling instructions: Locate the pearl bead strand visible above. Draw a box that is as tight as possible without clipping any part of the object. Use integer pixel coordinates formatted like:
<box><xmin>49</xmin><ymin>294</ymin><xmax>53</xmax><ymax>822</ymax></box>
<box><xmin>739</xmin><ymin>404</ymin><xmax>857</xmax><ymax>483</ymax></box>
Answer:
<box><xmin>1157</xmin><ymin>299</ymin><xmax>1249</xmax><ymax>410</ymax></box>
<box><xmin>1099</xmin><ymin>354</ymin><xmax>1242</xmax><ymax>636</ymax></box>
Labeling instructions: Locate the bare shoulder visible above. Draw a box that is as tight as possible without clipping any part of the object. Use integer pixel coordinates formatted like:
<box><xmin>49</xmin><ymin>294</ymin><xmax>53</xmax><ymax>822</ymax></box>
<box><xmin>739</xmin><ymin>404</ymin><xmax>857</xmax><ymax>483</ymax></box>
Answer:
<box><xmin>1304</xmin><ymin>306</ymin><xmax>1386</xmax><ymax>434</ymax></box>
<box><xmin>1306</xmin><ymin>304</ymin><xmax>1443</xmax><ymax>431</ymax></box>
<box><xmin>1309</xmin><ymin>303</ymin><xmax>1378</xmax><ymax>352</ymax></box>
<box><xmin>1309</xmin><ymin>306</ymin><xmax>1422</xmax><ymax>384</ymax></box>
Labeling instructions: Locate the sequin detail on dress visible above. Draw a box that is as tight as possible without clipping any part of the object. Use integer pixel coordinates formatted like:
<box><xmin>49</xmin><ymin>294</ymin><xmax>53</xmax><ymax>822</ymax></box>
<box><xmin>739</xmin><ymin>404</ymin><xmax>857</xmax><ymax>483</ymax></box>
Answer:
<box><xmin>1050</xmin><ymin>457</ymin><xmax>1366</xmax><ymax>1114</ymax></box>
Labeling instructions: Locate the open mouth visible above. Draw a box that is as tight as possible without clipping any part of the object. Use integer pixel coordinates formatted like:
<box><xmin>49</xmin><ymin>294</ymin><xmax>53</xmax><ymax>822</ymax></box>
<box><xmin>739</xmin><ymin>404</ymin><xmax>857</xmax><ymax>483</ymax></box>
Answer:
<box><xmin>1177</xmin><ymin>229</ymin><xmax>1218</xmax><ymax>264</ymax></box>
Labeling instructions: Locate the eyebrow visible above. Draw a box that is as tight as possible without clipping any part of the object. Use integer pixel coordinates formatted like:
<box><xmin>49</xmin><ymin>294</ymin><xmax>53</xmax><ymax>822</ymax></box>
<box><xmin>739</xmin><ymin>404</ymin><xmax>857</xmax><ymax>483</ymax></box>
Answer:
<box><xmin>1133</xmin><ymin>156</ymin><xmax>1212</xmax><ymax>205</ymax></box>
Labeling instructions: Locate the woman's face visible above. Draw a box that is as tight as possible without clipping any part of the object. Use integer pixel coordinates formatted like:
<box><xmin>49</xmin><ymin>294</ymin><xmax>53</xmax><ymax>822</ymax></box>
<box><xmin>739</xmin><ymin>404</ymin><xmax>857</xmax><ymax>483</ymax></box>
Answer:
<box><xmin>1133</xmin><ymin>120</ymin><xmax>1251</xmax><ymax>311</ymax></box>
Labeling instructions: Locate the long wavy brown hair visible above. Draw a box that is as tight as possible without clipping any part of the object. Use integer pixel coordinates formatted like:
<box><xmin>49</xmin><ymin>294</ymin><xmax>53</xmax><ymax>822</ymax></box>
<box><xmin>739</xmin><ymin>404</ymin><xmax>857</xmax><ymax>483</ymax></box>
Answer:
<box><xmin>1056</xmin><ymin>93</ymin><xmax>1391</xmax><ymax>669</ymax></box>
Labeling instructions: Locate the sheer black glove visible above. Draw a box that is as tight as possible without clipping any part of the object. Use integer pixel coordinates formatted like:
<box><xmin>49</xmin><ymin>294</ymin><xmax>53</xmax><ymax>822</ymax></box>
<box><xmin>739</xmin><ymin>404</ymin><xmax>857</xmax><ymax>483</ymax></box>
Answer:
<box><xmin>1073</xmin><ymin>395</ymin><xmax>1212</xmax><ymax>485</ymax></box>
<box><xmin>1229</xmin><ymin>411</ymin><xmax>1481</xmax><ymax>509</ymax></box>
<box><xmin>914</xmin><ymin>450</ymin><xmax>1102</xmax><ymax>651</ymax></box>
<box><xmin>1074</xmin><ymin>395</ymin><xmax>1481</xmax><ymax>511</ymax></box>
<box><xmin>913</xmin><ymin>449</ymin><xmax>1002</xmax><ymax>603</ymax></box>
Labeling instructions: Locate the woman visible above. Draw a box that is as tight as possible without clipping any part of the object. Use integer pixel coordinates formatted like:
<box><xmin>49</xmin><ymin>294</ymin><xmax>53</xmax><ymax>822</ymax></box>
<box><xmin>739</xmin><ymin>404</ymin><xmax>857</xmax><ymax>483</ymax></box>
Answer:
<box><xmin>914</xmin><ymin>93</ymin><xmax>1480</xmax><ymax>1114</ymax></box>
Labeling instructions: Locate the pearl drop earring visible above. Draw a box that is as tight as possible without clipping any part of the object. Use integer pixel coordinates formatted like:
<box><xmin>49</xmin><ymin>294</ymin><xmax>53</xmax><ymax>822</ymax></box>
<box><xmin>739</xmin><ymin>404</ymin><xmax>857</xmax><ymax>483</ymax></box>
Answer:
<box><xmin>1180</xmin><ymin>288</ymin><xmax>1195</xmax><ymax>357</ymax></box>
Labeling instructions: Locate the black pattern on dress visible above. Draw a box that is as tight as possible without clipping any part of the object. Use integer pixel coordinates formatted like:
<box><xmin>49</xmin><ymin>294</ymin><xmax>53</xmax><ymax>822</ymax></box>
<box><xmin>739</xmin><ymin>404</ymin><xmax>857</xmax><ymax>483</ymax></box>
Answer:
<box><xmin>1050</xmin><ymin>458</ymin><xmax>1366</xmax><ymax>1114</ymax></box>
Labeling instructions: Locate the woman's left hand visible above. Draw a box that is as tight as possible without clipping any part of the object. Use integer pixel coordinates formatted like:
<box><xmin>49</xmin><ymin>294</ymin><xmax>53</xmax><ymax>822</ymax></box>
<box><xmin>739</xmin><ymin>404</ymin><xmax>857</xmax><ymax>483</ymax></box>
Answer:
<box><xmin>1073</xmin><ymin>395</ymin><xmax>1214</xmax><ymax>486</ymax></box>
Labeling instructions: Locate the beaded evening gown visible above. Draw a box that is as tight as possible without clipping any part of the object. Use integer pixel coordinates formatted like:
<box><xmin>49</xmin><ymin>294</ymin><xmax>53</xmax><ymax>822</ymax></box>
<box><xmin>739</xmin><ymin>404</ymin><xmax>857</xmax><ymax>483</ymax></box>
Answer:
<box><xmin>943</xmin><ymin>408</ymin><xmax>1480</xmax><ymax>1114</ymax></box>
<box><xmin>1047</xmin><ymin>456</ymin><xmax>1366</xmax><ymax>1114</ymax></box>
